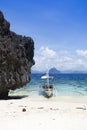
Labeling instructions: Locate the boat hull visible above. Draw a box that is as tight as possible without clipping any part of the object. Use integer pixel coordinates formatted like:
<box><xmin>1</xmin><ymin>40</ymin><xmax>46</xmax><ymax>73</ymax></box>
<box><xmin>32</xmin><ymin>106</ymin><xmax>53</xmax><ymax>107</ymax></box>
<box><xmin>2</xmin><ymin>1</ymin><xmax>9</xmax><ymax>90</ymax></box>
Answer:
<box><xmin>42</xmin><ymin>85</ymin><xmax>53</xmax><ymax>98</ymax></box>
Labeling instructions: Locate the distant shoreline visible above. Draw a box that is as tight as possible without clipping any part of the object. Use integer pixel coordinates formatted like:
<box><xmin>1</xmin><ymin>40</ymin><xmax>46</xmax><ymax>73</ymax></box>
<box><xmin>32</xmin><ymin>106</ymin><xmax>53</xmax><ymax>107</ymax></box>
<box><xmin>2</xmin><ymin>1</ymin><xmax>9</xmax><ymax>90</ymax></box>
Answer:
<box><xmin>31</xmin><ymin>72</ymin><xmax>87</xmax><ymax>74</ymax></box>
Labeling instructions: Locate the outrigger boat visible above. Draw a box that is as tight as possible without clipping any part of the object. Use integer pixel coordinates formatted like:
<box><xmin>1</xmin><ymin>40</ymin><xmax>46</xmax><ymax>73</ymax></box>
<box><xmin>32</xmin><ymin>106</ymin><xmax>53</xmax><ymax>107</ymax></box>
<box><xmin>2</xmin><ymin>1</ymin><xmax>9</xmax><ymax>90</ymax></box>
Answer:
<box><xmin>41</xmin><ymin>71</ymin><xmax>54</xmax><ymax>98</ymax></box>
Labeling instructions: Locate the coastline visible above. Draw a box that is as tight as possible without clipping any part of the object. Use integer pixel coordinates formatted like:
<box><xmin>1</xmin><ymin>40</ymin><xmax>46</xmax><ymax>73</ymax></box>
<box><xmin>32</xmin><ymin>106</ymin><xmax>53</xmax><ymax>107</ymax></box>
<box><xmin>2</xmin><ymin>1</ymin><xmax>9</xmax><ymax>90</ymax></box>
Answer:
<box><xmin>0</xmin><ymin>95</ymin><xmax>87</xmax><ymax>130</ymax></box>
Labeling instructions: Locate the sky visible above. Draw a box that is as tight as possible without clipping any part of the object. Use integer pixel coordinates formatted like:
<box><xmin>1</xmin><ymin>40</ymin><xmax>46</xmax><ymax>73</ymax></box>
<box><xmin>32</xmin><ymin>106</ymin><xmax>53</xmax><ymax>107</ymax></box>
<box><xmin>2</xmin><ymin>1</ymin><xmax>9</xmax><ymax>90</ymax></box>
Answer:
<box><xmin>1</xmin><ymin>0</ymin><xmax>87</xmax><ymax>71</ymax></box>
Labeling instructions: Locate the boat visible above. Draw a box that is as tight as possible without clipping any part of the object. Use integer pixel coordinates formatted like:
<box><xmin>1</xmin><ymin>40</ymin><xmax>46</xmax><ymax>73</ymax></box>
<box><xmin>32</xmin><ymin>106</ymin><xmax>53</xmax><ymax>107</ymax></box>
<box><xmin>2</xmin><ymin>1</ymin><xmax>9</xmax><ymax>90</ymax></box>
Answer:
<box><xmin>41</xmin><ymin>71</ymin><xmax>54</xmax><ymax>98</ymax></box>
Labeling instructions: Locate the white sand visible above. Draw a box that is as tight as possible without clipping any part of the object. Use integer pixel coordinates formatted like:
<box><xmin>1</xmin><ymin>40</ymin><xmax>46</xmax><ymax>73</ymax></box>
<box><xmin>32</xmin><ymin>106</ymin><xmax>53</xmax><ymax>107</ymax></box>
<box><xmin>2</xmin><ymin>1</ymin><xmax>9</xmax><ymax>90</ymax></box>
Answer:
<box><xmin>0</xmin><ymin>95</ymin><xmax>87</xmax><ymax>130</ymax></box>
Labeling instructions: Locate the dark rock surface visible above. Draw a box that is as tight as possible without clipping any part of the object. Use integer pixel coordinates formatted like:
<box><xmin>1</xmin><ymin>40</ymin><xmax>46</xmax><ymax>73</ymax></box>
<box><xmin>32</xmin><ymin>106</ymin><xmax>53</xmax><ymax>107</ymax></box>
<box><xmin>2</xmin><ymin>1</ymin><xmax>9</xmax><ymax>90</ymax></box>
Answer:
<box><xmin>0</xmin><ymin>11</ymin><xmax>35</xmax><ymax>98</ymax></box>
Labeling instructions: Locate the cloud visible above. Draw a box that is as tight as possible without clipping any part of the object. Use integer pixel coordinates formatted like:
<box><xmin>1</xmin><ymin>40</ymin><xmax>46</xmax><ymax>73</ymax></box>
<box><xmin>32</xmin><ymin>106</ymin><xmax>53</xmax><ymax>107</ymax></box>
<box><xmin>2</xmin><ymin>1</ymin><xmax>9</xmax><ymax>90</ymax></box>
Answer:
<box><xmin>33</xmin><ymin>47</ymin><xmax>87</xmax><ymax>71</ymax></box>
<box><xmin>39</xmin><ymin>46</ymin><xmax>56</xmax><ymax>58</ymax></box>
<box><xmin>76</xmin><ymin>50</ymin><xmax>87</xmax><ymax>58</ymax></box>
<box><xmin>34</xmin><ymin>46</ymin><xmax>57</xmax><ymax>71</ymax></box>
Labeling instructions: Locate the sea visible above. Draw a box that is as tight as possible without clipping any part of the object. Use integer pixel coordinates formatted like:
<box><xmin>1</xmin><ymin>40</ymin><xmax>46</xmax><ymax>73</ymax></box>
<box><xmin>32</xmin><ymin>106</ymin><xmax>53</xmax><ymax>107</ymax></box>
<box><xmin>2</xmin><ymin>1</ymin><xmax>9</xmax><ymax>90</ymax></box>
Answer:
<box><xmin>10</xmin><ymin>73</ymin><xmax>87</xmax><ymax>97</ymax></box>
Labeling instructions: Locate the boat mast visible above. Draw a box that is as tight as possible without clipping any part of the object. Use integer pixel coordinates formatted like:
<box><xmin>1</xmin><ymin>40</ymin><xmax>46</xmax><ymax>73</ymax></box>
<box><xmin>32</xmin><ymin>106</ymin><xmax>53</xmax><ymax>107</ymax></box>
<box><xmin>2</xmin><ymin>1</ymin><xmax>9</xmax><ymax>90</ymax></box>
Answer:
<box><xmin>47</xmin><ymin>70</ymin><xmax>49</xmax><ymax>86</ymax></box>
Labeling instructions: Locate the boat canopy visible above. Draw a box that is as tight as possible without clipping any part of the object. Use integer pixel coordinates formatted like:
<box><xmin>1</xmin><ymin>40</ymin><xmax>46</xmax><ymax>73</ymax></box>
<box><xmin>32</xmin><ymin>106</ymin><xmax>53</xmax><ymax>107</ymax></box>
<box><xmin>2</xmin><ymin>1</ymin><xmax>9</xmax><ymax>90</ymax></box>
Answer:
<box><xmin>41</xmin><ymin>75</ymin><xmax>53</xmax><ymax>79</ymax></box>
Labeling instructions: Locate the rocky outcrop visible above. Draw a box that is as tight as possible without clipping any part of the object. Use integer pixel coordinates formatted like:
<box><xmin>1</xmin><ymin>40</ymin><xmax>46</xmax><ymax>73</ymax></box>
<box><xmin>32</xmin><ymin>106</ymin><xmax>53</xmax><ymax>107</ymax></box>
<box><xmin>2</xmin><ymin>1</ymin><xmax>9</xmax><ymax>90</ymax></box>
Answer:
<box><xmin>0</xmin><ymin>11</ymin><xmax>35</xmax><ymax>98</ymax></box>
<box><xmin>49</xmin><ymin>68</ymin><xmax>61</xmax><ymax>74</ymax></box>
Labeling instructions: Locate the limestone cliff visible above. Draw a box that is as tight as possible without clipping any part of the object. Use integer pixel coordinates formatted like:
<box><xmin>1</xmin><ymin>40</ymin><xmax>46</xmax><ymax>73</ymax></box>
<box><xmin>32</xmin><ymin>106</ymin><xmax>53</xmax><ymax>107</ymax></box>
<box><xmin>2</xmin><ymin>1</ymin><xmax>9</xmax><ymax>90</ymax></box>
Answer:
<box><xmin>0</xmin><ymin>11</ymin><xmax>35</xmax><ymax>98</ymax></box>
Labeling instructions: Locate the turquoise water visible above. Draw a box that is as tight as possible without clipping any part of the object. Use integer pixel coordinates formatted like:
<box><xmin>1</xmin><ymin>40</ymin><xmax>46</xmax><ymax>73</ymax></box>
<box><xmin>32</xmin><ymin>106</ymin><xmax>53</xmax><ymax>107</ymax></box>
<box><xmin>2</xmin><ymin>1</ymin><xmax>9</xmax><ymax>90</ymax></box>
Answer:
<box><xmin>10</xmin><ymin>73</ymin><xmax>87</xmax><ymax>96</ymax></box>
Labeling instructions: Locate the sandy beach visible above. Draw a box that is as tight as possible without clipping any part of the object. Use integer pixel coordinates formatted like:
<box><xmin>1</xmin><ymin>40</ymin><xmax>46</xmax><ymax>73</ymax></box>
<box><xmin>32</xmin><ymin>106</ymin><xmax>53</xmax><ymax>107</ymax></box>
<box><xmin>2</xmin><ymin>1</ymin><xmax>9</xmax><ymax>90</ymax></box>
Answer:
<box><xmin>0</xmin><ymin>96</ymin><xmax>87</xmax><ymax>130</ymax></box>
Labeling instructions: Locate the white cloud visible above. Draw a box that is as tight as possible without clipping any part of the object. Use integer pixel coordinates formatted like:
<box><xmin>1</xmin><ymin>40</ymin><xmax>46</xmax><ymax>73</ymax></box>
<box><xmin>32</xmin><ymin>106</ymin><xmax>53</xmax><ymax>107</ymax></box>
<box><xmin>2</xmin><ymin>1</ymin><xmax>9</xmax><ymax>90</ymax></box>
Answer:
<box><xmin>76</xmin><ymin>50</ymin><xmax>87</xmax><ymax>58</ymax></box>
<box><xmin>34</xmin><ymin>47</ymin><xmax>57</xmax><ymax>71</ymax></box>
<box><xmin>40</xmin><ymin>46</ymin><xmax>56</xmax><ymax>58</ymax></box>
<box><xmin>33</xmin><ymin>47</ymin><xmax>87</xmax><ymax>71</ymax></box>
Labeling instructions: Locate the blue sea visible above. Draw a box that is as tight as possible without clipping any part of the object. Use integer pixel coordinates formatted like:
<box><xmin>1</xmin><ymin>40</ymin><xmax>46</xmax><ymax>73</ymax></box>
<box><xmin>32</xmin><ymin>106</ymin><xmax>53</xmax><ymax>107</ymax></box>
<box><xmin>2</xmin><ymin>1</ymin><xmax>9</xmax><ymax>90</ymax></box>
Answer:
<box><xmin>10</xmin><ymin>73</ymin><xmax>87</xmax><ymax>97</ymax></box>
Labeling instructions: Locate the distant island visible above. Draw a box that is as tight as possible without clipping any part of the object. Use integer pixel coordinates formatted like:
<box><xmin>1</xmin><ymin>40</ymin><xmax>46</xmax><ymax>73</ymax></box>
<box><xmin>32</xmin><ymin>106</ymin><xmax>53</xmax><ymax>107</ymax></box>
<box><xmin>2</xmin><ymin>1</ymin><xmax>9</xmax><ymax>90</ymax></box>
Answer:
<box><xmin>32</xmin><ymin>68</ymin><xmax>87</xmax><ymax>74</ymax></box>
<box><xmin>49</xmin><ymin>67</ymin><xmax>61</xmax><ymax>74</ymax></box>
<box><xmin>32</xmin><ymin>67</ymin><xmax>61</xmax><ymax>74</ymax></box>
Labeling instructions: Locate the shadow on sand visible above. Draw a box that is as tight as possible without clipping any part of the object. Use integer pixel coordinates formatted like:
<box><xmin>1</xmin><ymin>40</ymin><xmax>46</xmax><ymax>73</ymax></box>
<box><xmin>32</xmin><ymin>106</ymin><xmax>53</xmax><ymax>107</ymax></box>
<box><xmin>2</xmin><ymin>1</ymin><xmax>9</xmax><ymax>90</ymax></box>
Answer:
<box><xmin>0</xmin><ymin>95</ymin><xmax>28</xmax><ymax>100</ymax></box>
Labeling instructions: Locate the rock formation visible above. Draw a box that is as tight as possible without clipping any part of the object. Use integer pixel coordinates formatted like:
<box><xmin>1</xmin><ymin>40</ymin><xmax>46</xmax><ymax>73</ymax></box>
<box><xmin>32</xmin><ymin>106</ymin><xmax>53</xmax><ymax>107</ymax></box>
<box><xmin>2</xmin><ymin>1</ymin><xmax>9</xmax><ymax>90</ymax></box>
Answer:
<box><xmin>0</xmin><ymin>11</ymin><xmax>35</xmax><ymax>98</ymax></box>
<box><xmin>49</xmin><ymin>68</ymin><xmax>61</xmax><ymax>74</ymax></box>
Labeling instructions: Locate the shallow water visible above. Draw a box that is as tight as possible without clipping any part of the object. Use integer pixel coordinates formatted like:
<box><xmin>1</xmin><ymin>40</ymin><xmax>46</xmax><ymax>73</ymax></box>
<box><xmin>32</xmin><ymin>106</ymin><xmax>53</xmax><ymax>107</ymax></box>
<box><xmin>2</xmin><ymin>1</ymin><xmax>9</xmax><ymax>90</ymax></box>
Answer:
<box><xmin>10</xmin><ymin>73</ymin><xmax>87</xmax><ymax>96</ymax></box>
